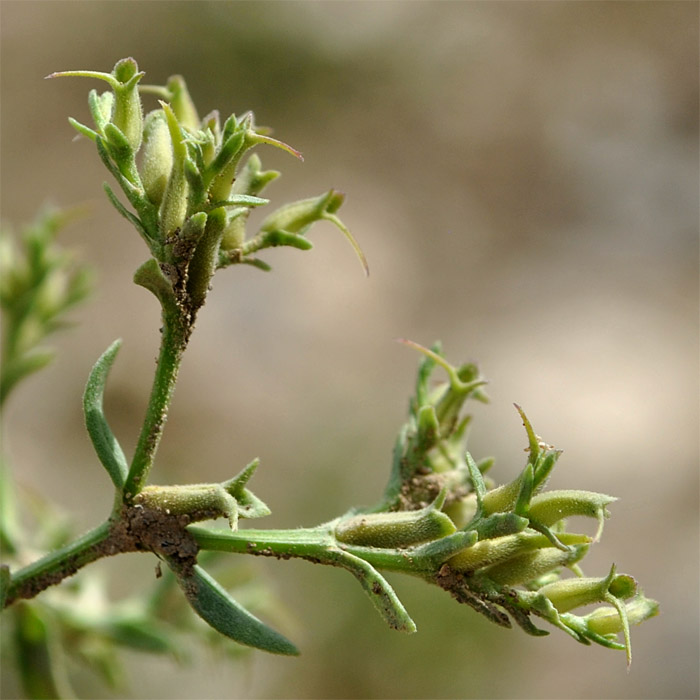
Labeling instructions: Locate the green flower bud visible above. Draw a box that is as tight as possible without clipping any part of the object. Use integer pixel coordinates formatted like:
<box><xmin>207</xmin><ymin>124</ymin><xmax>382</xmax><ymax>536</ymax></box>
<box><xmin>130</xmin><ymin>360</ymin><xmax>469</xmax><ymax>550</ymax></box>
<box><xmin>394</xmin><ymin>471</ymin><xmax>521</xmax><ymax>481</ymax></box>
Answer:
<box><xmin>88</xmin><ymin>89</ymin><xmax>114</xmax><ymax>133</ymax></box>
<box><xmin>481</xmin><ymin>541</ymin><xmax>589</xmax><ymax>586</ymax></box>
<box><xmin>141</xmin><ymin>110</ymin><xmax>173</xmax><ymax>206</ymax></box>
<box><xmin>528</xmin><ymin>490</ymin><xmax>617</xmax><ymax>542</ymax></box>
<box><xmin>256</xmin><ymin>190</ymin><xmax>368</xmax><ymax>275</ymax></box>
<box><xmin>158</xmin><ymin>102</ymin><xmax>189</xmax><ymax>237</ymax></box>
<box><xmin>135</xmin><ymin>483</ymin><xmax>240</xmax><ymax>528</ymax></box>
<box><xmin>48</xmin><ymin>58</ymin><xmax>144</xmax><ymax>151</ymax></box>
<box><xmin>221</xmin><ymin>210</ymin><xmax>247</xmax><ymax>251</ymax></box>
<box><xmin>537</xmin><ymin>566</ymin><xmax>637</xmax><ymax>614</ymax></box>
<box><xmin>231</xmin><ymin>154</ymin><xmax>280</xmax><ymax>197</ymax></box>
<box><xmin>186</xmin><ymin>207</ymin><xmax>226</xmax><ymax>309</ymax></box>
<box><xmin>260</xmin><ymin>190</ymin><xmax>342</xmax><ymax>235</ymax></box>
<box><xmin>448</xmin><ymin>531</ymin><xmax>589</xmax><ymax>573</ymax></box>
<box><xmin>111</xmin><ymin>58</ymin><xmax>144</xmax><ymax>152</ymax></box>
<box><xmin>336</xmin><ymin>494</ymin><xmax>456</xmax><ymax>548</ymax></box>
<box><xmin>133</xmin><ymin>460</ymin><xmax>269</xmax><ymax>529</ymax></box>
<box><xmin>583</xmin><ymin>595</ymin><xmax>659</xmax><ymax>636</ymax></box>
<box><xmin>207</xmin><ymin>131</ymin><xmax>246</xmax><ymax>202</ymax></box>
<box><xmin>165</xmin><ymin>75</ymin><xmax>200</xmax><ymax>130</ymax></box>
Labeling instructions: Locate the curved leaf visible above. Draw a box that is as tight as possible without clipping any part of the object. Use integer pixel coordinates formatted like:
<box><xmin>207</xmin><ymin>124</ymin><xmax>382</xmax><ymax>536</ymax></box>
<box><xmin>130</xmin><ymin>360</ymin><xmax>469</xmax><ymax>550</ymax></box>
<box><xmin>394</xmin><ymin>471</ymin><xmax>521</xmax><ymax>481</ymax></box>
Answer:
<box><xmin>334</xmin><ymin>550</ymin><xmax>417</xmax><ymax>633</ymax></box>
<box><xmin>83</xmin><ymin>339</ymin><xmax>128</xmax><ymax>490</ymax></box>
<box><xmin>175</xmin><ymin>564</ymin><xmax>299</xmax><ymax>655</ymax></box>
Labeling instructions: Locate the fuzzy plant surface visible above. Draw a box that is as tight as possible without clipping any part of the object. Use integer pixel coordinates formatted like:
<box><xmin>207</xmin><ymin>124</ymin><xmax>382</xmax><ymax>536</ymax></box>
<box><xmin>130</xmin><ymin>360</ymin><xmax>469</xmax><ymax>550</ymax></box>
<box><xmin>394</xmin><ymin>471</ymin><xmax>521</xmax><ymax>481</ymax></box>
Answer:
<box><xmin>0</xmin><ymin>58</ymin><xmax>658</xmax><ymax>697</ymax></box>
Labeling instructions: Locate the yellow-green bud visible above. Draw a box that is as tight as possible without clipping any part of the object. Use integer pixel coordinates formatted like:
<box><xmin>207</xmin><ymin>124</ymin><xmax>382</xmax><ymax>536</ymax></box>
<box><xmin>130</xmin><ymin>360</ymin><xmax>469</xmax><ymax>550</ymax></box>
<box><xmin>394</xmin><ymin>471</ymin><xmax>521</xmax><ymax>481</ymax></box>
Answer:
<box><xmin>158</xmin><ymin>102</ymin><xmax>188</xmax><ymax>236</ymax></box>
<box><xmin>480</xmin><ymin>542</ymin><xmax>589</xmax><ymax>586</ymax></box>
<box><xmin>448</xmin><ymin>531</ymin><xmax>589</xmax><ymax>573</ymax></box>
<box><xmin>583</xmin><ymin>596</ymin><xmax>659</xmax><ymax>636</ymax></box>
<box><xmin>165</xmin><ymin>75</ymin><xmax>200</xmax><ymax>130</ymax></box>
<box><xmin>336</xmin><ymin>500</ymin><xmax>456</xmax><ymax>548</ymax></box>
<box><xmin>528</xmin><ymin>490</ymin><xmax>617</xmax><ymax>542</ymax></box>
<box><xmin>111</xmin><ymin>58</ymin><xmax>144</xmax><ymax>152</ymax></box>
<box><xmin>135</xmin><ymin>483</ymin><xmax>239</xmax><ymax>528</ymax></box>
<box><xmin>537</xmin><ymin>568</ymin><xmax>637</xmax><ymax>614</ymax></box>
<box><xmin>141</xmin><ymin>110</ymin><xmax>173</xmax><ymax>206</ymax></box>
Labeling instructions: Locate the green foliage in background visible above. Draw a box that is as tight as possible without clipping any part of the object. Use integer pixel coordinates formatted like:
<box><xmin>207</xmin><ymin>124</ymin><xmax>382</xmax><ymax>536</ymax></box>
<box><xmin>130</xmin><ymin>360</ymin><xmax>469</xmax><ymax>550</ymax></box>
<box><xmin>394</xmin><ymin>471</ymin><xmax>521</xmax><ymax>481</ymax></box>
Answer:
<box><xmin>0</xmin><ymin>58</ymin><xmax>658</xmax><ymax>698</ymax></box>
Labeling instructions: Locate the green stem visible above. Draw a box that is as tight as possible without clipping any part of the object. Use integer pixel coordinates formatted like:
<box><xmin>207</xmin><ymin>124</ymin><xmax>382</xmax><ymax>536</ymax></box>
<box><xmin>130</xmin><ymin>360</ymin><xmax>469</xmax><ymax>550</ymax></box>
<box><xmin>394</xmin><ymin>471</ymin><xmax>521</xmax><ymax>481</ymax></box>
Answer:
<box><xmin>190</xmin><ymin>524</ymin><xmax>336</xmax><ymax>560</ymax></box>
<box><xmin>4</xmin><ymin>521</ymin><xmax>114</xmax><ymax>607</ymax></box>
<box><xmin>189</xmin><ymin>524</ymin><xmax>432</xmax><ymax>575</ymax></box>
<box><xmin>123</xmin><ymin>308</ymin><xmax>190</xmax><ymax>498</ymax></box>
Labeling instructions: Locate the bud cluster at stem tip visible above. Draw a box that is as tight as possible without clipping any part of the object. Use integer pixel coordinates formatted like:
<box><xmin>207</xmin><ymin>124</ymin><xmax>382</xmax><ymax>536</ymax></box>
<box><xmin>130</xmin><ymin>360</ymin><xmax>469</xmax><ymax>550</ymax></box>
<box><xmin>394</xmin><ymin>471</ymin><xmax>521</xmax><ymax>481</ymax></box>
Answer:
<box><xmin>48</xmin><ymin>57</ymin><xmax>367</xmax><ymax>316</ymax></box>
<box><xmin>330</xmin><ymin>341</ymin><xmax>658</xmax><ymax>664</ymax></box>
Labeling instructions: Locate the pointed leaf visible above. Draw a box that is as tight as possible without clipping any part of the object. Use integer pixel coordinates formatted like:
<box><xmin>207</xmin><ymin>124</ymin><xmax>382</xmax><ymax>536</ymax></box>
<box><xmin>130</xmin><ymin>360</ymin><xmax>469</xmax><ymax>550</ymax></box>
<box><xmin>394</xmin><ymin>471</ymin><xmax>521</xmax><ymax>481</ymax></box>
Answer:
<box><xmin>335</xmin><ymin>550</ymin><xmax>416</xmax><ymax>633</ymax></box>
<box><xmin>103</xmin><ymin>183</ymin><xmax>149</xmax><ymax>242</ymax></box>
<box><xmin>68</xmin><ymin>117</ymin><xmax>99</xmax><ymax>141</ymax></box>
<box><xmin>175</xmin><ymin>564</ymin><xmax>299</xmax><ymax>655</ymax></box>
<box><xmin>83</xmin><ymin>339</ymin><xmax>128</xmax><ymax>490</ymax></box>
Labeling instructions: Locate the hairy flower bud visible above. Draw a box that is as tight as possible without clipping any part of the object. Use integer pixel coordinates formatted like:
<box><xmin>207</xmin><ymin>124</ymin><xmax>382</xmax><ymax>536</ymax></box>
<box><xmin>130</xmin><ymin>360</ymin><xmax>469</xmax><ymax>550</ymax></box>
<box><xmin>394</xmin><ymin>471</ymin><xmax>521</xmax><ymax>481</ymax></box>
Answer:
<box><xmin>111</xmin><ymin>58</ymin><xmax>144</xmax><ymax>152</ymax></box>
<box><xmin>141</xmin><ymin>110</ymin><xmax>173</xmax><ymax>206</ymax></box>
<box><xmin>537</xmin><ymin>566</ymin><xmax>636</xmax><ymax>614</ymax></box>
<box><xmin>158</xmin><ymin>102</ymin><xmax>189</xmax><ymax>237</ymax></box>
<box><xmin>336</xmin><ymin>494</ymin><xmax>456</xmax><ymax>548</ymax></box>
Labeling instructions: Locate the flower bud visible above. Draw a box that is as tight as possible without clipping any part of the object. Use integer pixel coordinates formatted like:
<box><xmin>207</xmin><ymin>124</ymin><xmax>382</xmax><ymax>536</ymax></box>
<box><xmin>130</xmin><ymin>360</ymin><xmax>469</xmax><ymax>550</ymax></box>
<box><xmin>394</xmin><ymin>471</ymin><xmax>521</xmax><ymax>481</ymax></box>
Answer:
<box><xmin>111</xmin><ymin>58</ymin><xmax>144</xmax><ymax>152</ymax></box>
<box><xmin>336</xmin><ymin>495</ymin><xmax>456</xmax><ymax>548</ymax></box>
<box><xmin>165</xmin><ymin>75</ymin><xmax>200</xmax><ymax>130</ymax></box>
<box><xmin>186</xmin><ymin>207</ymin><xmax>226</xmax><ymax>309</ymax></box>
<box><xmin>583</xmin><ymin>595</ymin><xmax>659</xmax><ymax>636</ymax></box>
<box><xmin>528</xmin><ymin>490</ymin><xmax>617</xmax><ymax>541</ymax></box>
<box><xmin>141</xmin><ymin>110</ymin><xmax>173</xmax><ymax>206</ymax></box>
<box><xmin>88</xmin><ymin>89</ymin><xmax>114</xmax><ymax>133</ymax></box>
<box><xmin>231</xmin><ymin>154</ymin><xmax>280</xmax><ymax>197</ymax></box>
<box><xmin>481</xmin><ymin>542</ymin><xmax>589</xmax><ymax>586</ymax></box>
<box><xmin>448</xmin><ymin>531</ymin><xmax>589</xmax><ymax>573</ymax></box>
<box><xmin>537</xmin><ymin>567</ymin><xmax>637</xmax><ymax>614</ymax></box>
<box><xmin>158</xmin><ymin>103</ymin><xmax>189</xmax><ymax>237</ymax></box>
<box><xmin>221</xmin><ymin>211</ymin><xmax>247</xmax><ymax>251</ymax></box>
<box><xmin>260</xmin><ymin>190</ymin><xmax>344</xmax><ymax>235</ymax></box>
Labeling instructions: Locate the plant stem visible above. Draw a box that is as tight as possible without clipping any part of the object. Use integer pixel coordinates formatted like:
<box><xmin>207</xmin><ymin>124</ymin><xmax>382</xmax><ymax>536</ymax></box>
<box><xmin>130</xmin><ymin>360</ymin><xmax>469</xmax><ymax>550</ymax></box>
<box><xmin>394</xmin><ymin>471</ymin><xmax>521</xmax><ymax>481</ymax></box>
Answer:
<box><xmin>190</xmin><ymin>524</ymin><xmax>336</xmax><ymax>559</ymax></box>
<box><xmin>4</xmin><ymin>521</ymin><xmax>115</xmax><ymax>607</ymax></box>
<box><xmin>189</xmin><ymin>524</ymin><xmax>433</xmax><ymax>575</ymax></box>
<box><xmin>123</xmin><ymin>307</ymin><xmax>190</xmax><ymax>498</ymax></box>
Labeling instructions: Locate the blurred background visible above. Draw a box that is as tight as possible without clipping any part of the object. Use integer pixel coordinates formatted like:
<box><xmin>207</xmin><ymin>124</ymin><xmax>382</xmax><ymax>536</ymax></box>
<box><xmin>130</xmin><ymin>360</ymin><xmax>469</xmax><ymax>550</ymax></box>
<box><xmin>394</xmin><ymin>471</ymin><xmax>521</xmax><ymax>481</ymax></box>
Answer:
<box><xmin>1</xmin><ymin>2</ymin><xmax>697</xmax><ymax>698</ymax></box>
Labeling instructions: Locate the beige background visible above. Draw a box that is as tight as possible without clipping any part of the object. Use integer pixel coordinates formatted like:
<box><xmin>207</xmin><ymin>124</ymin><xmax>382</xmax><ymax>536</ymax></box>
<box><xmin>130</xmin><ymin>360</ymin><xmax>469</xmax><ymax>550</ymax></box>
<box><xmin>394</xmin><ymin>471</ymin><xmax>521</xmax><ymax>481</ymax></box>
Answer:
<box><xmin>1</xmin><ymin>2</ymin><xmax>698</xmax><ymax>698</ymax></box>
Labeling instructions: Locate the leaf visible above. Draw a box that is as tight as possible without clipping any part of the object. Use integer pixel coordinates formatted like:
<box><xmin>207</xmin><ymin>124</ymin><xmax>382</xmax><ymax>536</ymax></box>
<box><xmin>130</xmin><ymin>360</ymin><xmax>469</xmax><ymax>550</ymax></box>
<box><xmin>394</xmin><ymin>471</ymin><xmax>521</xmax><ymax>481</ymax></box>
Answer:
<box><xmin>103</xmin><ymin>183</ymin><xmax>149</xmax><ymax>241</ymax></box>
<box><xmin>175</xmin><ymin>564</ymin><xmax>299</xmax><ymax>655</ymax></box>
<box><xmin>68</xmin><ymin>117</ymin><xmax>98</xmax><ymax>142</ymax></box>
<box><xmin>83</xmin><ymin>339</ymin><xmax>128</xmax><ymax>490</ymax></box>
<box><xmin>334</xmin><ymin>550</ymin><xmax>417</xmax><ymax>633</ymax></box>
<box><xmin>210</xmin><ymin>194</ymin><xmax>269</xmax><ymax>208</ymax></box>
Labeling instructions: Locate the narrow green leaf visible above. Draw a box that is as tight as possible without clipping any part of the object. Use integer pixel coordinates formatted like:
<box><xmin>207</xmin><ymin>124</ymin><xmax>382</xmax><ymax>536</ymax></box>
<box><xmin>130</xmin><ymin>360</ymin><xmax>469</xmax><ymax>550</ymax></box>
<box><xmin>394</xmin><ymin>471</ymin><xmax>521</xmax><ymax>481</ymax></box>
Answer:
<box><xmin>176</xmin><ymin>564</ymin><xmax>299</xmax><ymax>655</ymax></box>
<box><xmin>68</xmin><ymin>117</ymin><xmax>98</xmax><ymax>142</ymax></box>
<box><xmin>335</xmin><ymin>550</ymin><xmax>417</xmax><ymax>633</ymax></box>
<box><xmin>211</xmin><ymin>194</ymin><xmax>269</xmax><ymax>208</ymax></box>
<box><xmin>103</xmin><ymin>183</ymin><xmax>149</xmax><ymax>242</ymax></box>
<box><xmin>83</xmin><ymin>339</ymin><xmax>128</xmax><ymax>490</ymax></box>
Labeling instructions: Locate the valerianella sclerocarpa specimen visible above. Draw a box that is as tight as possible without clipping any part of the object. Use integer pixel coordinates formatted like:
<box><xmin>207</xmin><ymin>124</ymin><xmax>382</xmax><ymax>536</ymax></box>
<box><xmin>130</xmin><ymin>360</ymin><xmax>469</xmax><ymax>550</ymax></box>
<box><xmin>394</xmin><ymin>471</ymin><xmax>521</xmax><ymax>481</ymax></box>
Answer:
<box><xmin>1</xmin><ymin>58</ymin><xmax>657</xmax><ymax>694</ymax></box>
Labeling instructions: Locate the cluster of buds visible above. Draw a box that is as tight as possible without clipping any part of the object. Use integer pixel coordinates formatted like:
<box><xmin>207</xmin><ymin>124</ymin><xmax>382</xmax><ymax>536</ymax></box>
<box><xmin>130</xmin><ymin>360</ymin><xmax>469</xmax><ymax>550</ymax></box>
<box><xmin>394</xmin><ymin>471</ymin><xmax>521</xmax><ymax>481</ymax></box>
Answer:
<box><xmin>333</xmin><ymin>341</ymin><xmax>658</xmax><ymax>663</ymax></box>
<box><xmin>48</xmin><ymin>58</ymin><xmax>366</xmax><ymax>318</ymax></box>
